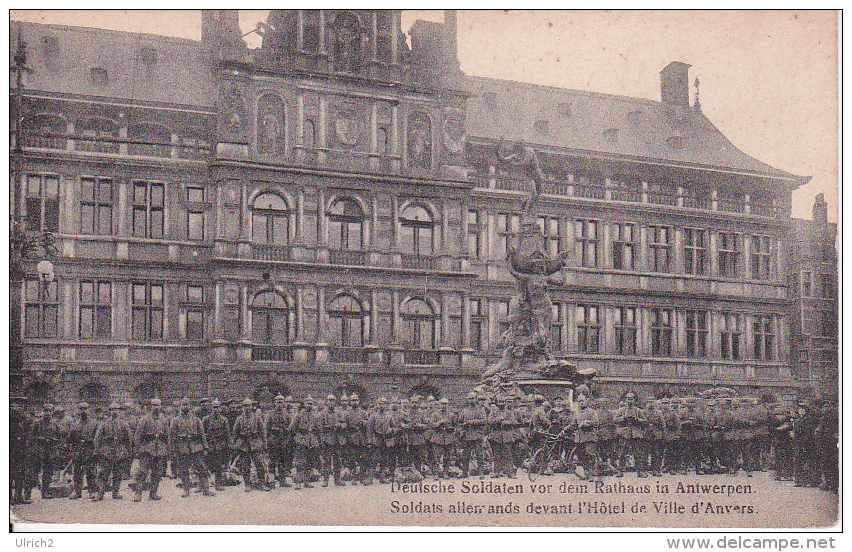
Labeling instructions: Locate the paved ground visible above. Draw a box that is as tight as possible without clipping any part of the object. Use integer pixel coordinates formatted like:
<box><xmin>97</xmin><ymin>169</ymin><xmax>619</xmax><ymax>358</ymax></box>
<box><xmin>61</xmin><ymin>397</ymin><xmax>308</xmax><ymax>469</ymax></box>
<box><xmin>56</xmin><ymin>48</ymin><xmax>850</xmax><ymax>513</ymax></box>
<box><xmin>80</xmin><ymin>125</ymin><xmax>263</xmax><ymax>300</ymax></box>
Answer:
<box><xmin>11</xmin><ymin>471</ymin><xmax>838</xmax><ymax>529</ymax></box>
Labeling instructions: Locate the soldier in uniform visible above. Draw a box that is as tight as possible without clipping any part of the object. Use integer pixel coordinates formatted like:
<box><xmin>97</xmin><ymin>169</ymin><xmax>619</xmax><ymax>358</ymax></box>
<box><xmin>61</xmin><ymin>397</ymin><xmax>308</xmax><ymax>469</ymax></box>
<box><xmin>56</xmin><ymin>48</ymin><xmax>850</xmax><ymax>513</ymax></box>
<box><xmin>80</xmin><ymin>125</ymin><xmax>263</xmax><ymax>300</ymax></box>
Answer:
<box><xmin>661</xmin><ymin>398</ymin><xmax>681</xmax><ymax>474</ymax></box>
<box><xmin>169</xmin><ymin>397</ymin><xmax>214</xmax><ymax>498</ymax></box>
<box><xmin>488</xmin><ymin>395</ymin><xmax>516</xmax><ymax>478</ymax></box>
<box><xmin>318</xmin><ymin>395</ymin><xmax>340</xmax><ymax>487</ymax></box>
<box><xmin>77</xmin><ymin>402</ymin><xmax>100</xmax><ymax>500</ymax></box>
<box><xmin>368</xmin><ymin>397</ymin><xmax>391</xmax><ymax>483</ymax></box>
<box><xmin>231</xmin><ymin>398</ymin><xmax>270</xmax><ymax>492</ymax></box>
<box><xmin>291</xmin><ymin>396</ymin><xmax>319</xmax><ymax>490</ymax></box>
<box><xmin>458</xmin><ymin>392</ymin><xmax>488</xmax><ymax>479</ymax></box>
<box><xmin>265</xmin><ymin>394</ymin><xmax>290</xmax><ymax>487</ymax></box>
<box><xmin>429</xmin><ymin>398</ymin><xmax>455</xmax><ymax>479</ymax></box>
<box><xmin>815</xmin><ymin>398</ymin><xmax>838</xmax><ymax>493</ymax></box>
<box><xmin>728</xmin><ymin>398</ymin><xmax>748</xmax><ymax>475</ymax></box>
<box><xmin>644</xmin><ymin>398</ymin><xmax>664</xmax><ymax>477</ymax></box>
<box><xmin>792</xmin><ymin>401</ymin><xmax>817</xmax><ymax>487</ymax></box>
<box><xmin>56</xmin><ymin>406</ymin><xmax>74</xmax><ymax>483</ymax></box>
<box><xmin>30</xmin><ymin>403</ymin><xmax>59</xmax><ymax>499</ymax></box>
<box><xmin>391</xmin><ymin>398</ymin><xmax>408</xmax><ymax>475</ymax></box>
<box><xmin>345</xmin><ymin>393</ymin><xmax>366</xmax><ymax>484</ymax></box>
<box><xmin>705</xmin><ymin>400</ymin><xmax>726</xmax><ymax>474</ymax></box>
<box><xmin>594</xmin><ymin>398</ymin><xmax>617</xmax><ymax>476</ymax></box>
<box><xmin>615</xmin><ymin>390</ymin><xmax>648</xmax><ymax>478</ymax></box>
<box><xmin>10</xmin><ymin>396</ymin><xmax>32</xmax><ymax>505</ymax></box>
<box><xmin>133</xmin><ymin>397</ymin><xmax>169</xmax><ymax>501</ymax></box>
<box><xmin>570</xmin><ymin>391</ymin><xmax>598</xmax><ymax>480</ymax></box>
<box><xmin>409</xmin><ymin>399</ymin><xmax>430</xmax><ymax>476</ymax></box>
<box><xmin>94</xmin><ymin>402</ymin><xmax>132</xmax><ymax>501</ymax></box>
<box><xmin>680</xmin><ymin>398</ymin><xmax>702</xmax><ymax>474</ymax></box>
<box><xmin>202</xmin><ymin>399</ymin><xmax>231</xmax><ymax>491</ymax></box>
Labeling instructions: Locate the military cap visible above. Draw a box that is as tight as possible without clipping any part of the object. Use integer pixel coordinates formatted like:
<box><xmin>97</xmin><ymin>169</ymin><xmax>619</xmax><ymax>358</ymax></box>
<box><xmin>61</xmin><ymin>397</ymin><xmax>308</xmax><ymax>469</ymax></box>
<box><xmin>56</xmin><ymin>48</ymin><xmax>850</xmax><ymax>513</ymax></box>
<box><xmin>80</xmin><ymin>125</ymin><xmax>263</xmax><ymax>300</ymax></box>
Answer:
<box><xmin>274</xmin><ymin>394</ymin><xmax>285</xmax><ymax>401</ymax></box>
<box><xmin>78</xmin><ymin>401</ymin><xmax>90</xmax><ymax>409</ymax></box>
<box><xmin>242</xmin><ymin>398</ymin><xmax>253</xmax><ymax>406</ymax></box>
<box><xmin>211</xmin><ymin>399</ymin><xmax>221</xmax><ymax>407</ymax></box>
<box><xmin>340</xmin><ymin>393</ymin><xmax>349</xmax><ymax>401</ymax></box>
<box><xmin>305</xmin><ymin>395</ymin><xmax>316</xmax><ymax>404</ymax></box>
<box><xmin>151</xmin><ymin>398</ymin><xmax>162</xmax><ymax>406</ymax></box>
<box><xmin>466</xmin><ymin>392</ymin><xmax>476</xmax><ymax>399</ymax></box>
<box><xmin>350</xmin><ymin>393</ymin><xmax>359</xmax><ymax>401</ymax></box>
<box><xmin>426</xmin><ymin>395</ymin><xmax>436</xmax><ymax>402</ymax></box>
<box><xmin>439</xmin><ymin>397</ymin><xmax>449</xmax><ymax>404</ymax></box>
<box><xmin>109</xmin><ymin>401</ymin><xmax>121</xmax><ymax>410</ymax></box>
<box><xmin>327</xmin><ymin>394</ymin><xmax>337</xmax><ymax>401</ymax></box>
<box><xmin>200</xmin><ymin>397</ymin><xmax>211</xmax><ymax>403</ymax></box>
<box><xmin>285</xmin><ymin>395</ymin><xmax>294</xmax><ymax>402</ymax></box>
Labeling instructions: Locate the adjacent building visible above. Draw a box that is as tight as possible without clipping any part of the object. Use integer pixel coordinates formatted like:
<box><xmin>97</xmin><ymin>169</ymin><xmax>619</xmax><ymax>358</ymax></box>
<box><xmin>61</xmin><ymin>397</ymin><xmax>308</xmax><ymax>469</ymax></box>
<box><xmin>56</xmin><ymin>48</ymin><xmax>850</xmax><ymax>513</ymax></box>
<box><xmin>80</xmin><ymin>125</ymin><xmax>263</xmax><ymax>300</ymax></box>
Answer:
<box><xmin>11</xmin><ymin>10</ymin><xmax>817</xmax><ymax>407</ymax></box>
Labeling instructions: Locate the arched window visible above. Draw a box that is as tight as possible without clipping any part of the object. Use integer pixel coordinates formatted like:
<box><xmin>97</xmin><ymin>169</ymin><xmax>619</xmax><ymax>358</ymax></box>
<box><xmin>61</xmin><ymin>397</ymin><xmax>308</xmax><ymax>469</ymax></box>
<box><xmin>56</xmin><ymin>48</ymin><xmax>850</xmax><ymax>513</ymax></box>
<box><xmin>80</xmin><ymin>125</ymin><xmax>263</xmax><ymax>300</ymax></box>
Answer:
<box><xmin>77</xmin><ymin>117</ymin><xmax>119</xmax><ymax>153</ymax></box>
<box><xmin>128</xmin><ymin>122</ymin><xmax>172</xmax><ymax>157</ymax></box>
<box><xmin>400</xmin><ymin>205</ymin><xmax>434</xmax><ymax>257</ymax></box>
<box><xmin>402</xmin><ymin>298</ymin><xmax>437</xmax><ymax>350</ymax></box>
<box><xmin>251</xmin><ymin>291</ymin><xmax>289</xmax><ymax>345</ymax></box>
<box><xmin>333</xmin><ymin>11</ymin><xmax>362</xmax><ymax>73</ymax></box>
<box><xmin>328</xmin><ymin>198</ymin><xmax>364</xmax><ymax>251</ymax></box>
<box><xmin>252</xmin><ymin>193</ymin><xmax>290</xmax><ymax>246</ymax></box>
<box><xmin>22</xmin><ymin>113</ymin><xmax>66</xmax><ymax>149</ymax></box>
<box><xmin>329</xmin><ymin>294</ymin><xmax>366</xmax><ymax>348</ymax></box>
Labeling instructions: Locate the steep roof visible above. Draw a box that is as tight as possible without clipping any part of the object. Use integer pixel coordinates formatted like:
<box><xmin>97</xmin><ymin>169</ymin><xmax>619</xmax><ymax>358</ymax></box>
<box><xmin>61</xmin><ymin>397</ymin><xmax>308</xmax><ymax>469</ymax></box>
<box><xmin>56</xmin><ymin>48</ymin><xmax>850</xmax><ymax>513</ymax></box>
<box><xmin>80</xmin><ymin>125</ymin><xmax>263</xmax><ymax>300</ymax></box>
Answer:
<box><xmin>464</xmin><ymin>75</ymin><xmax>803</xmax><ymax>181</ymax></box>
<box><xmin>11</xmin><ymin>21</ymin><xmax>214</xmax><ymax>108</ymax></box>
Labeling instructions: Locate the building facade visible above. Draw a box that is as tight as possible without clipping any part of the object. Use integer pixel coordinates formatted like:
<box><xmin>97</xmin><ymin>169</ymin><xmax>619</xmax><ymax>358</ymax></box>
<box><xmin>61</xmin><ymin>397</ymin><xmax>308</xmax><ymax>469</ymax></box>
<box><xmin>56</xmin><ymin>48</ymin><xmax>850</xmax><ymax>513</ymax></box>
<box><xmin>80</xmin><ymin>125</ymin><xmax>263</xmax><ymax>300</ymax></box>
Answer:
<box><xmin>788</xmin><ymin>195</ymin><xmax>838</xmax><ymax>400</ymax></box>
<box><xmin>11</xmin><ymin>10</ymin><xmax>814</xmax><ymax>407</ymax></box>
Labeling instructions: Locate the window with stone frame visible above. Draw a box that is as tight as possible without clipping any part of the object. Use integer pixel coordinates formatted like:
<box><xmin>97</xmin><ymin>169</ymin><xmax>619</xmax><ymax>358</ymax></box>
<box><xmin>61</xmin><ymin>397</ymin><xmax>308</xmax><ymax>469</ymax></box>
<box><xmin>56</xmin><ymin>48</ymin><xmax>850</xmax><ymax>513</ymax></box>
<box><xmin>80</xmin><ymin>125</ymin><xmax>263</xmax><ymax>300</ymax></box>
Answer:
<box><xmin>132</xmin><ymin>282</ymin><xmax>164</xmax><ymax>341</ymax></box>
<box><xmin>648</xmin><ymin>225</ymin><xmax>673</xmax><ymax>273</ymax></box>
<box><xmin>467</xmin><ymin>209</ymin><xmax>483</xmax><ymax>260</ymax></box>
<box><xmin>550</xmin><ymin>302</ymin><xmax>564</xmax><ymax>352</ymax></box>
<box><xmin>470</xmin><ymin>297</ymin><xmax>485</xmax><ymax>350</ymax></box>
<box><xmin>80</xmin><ymin>280</ymin><xmax>111</xmax><ymax>339</ymax></box>
<box><xmin>132</xmin><ymin>180</ymin><xmax>165</xmax><ymax>239</ymax></box>
<box><xmin>612</xmin><ymin>222</ymin><xmax>636</xmax><ymax>270</ymax></box>
<box><xmin>495</xmin><ymin>212</ymin><xmax>520</xmax><ymax>261</ymax></box>
<box><xmin>686</xmin><ymin>309</ymin><xmax>708</xmax><ymax>358</ymax></box>
<box><xmin>185</xmin><ymin>285</ymin><xmax>205</xmax><ymax>342</ymax></box>
<box><xmin>576</xmin><ymin>304</ymin><xmax>600</xmax><ymax>354</ymax></box>
<box><xmin>80</xmin><ymin>177</ymin><xmax>113</xmax><ymax>235</ymax></box>
<box><xmin>801</xmin><ymin>271</ymin><xmax>813</xmax><ymax>297</ymax></box>
<box><xmin>720</xmin><ymin>311</ymin><xmax>742</xmax><ymax>360</ymax></box>
<box><xmin>537</xmin><ymin>215</ymin><xmax>562</xmax><ymax>259</ymax></box>
<box><xmin>750</xmin><ymin>235</ymin><xmax>773</xmax><ymax>280</ymax></box>
<box><xmin>26</xmin><ymin>174</ymin><xmax>60</xmax><ymax>233</ymax></box>
<box><xmin>753</xmin><ymin>315</ymin><xmax>774</xmax><ymax>360</ymax></box>
<box><xmin>614</xmin><ymin>306</ymin><xmax>637</xmax><ymax>355</ymax></box>
<box><xmin>575</xmin><ymin>219</ymin><xmax>599</xmax><ymax>267</ymax></box>
<box><xmin>718</xmin><ymin>231</ymin><xmax>741</xmax><ymax>278</ymax></box>
<box><xmin>683</xmin><ymin>227</ymin><xmax>707</xmax><ymax>275</ymax></box>
<box><xmin>24</xmin><ymin>279</ymin><xmax>58</xmax><ymax>338</ymax></box>
<box><xmin>651</xmin><ymin>307</ymin><xmax>673</xmax><ymax>357</ymax></box>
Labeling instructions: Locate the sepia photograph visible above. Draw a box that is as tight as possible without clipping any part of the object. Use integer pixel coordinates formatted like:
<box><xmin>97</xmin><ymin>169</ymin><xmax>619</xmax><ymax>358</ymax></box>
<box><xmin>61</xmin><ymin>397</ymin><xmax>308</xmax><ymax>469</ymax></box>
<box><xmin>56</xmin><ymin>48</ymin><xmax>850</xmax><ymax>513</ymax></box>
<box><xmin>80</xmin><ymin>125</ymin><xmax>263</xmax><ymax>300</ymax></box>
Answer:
<box><xmin>7</xmin><ymin>9</ymin><xmax>839</xmax><ymax>531</ymax></box>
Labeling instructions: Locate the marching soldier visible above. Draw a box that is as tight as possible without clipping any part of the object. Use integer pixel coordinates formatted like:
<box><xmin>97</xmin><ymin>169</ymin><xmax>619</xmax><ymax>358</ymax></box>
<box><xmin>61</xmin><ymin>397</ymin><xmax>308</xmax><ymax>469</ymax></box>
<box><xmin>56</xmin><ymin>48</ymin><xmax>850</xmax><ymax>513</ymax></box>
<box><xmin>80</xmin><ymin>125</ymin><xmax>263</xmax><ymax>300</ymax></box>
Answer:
<box><xmin>291</xmin><ymin>396</ymin><xmax>319</xmax><ymax>490</ymax></box>
<box><xmin>265</xmin><ymin>394</ymin><xmax>290</xmax><ymax>487</ymax></box>
<box><xmin>458</xmin><ymin>392</ymin><xmax>488</xmax><ymax>479</ymax></box>
<box><xmin>94</xmin><ymin>402</ymin><xmax>133</xmax><ymax>501</ymax></box>
<box><xmin>133</xmin><ymin>397</ymin><xmax>169</xmax><ymax>501</ymax></box>
<box><xmin>10</xmin><ymin>396</ymin><xmax>32</xmax><ymax>505</ymax></box>
<box><xmin>615</xmin><ymin>390</ymin><xmax>648</xmax><ymax>478</ymax></box>
<box><xmin>644</xmin><ymin>398</ymin><xmax>665</xmax><ymax>477</ymax></box>
<box><xmin>202</xmin><ymin>399</ymin><xmax>231</xmax><ymax>491</ymax></box>
<box><xmin>30</xmin><ymin>403</ymin><xmax>59</xmax><ymax>499</ymax></box>
<box><xmin>169</xmin><ymin>397</ymin><xmax>214</xmax><ymax>498</ymax></box>
<box><xmin>231</xmin><ymin>398</ymin><xmax>270</xmax><ymax>492</ymax></box>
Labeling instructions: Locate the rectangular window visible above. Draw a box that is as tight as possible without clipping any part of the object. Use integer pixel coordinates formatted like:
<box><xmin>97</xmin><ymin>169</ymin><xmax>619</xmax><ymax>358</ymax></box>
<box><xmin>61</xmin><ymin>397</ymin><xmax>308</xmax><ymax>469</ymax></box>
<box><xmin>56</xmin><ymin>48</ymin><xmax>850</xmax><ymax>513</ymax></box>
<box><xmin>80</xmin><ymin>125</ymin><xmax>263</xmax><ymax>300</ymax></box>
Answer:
<box><xmin>80</xmin><ymin>177</ymin><xmax>113</xmax><ymax>235</ymax></box>
<box><xmin>683</xmin><ymin>228</ymin><xmax>706</xmax><ymax>275</ymax></box>
<box><xmin>24</xmin><ymin>279</ymin><xmax>58</xmax><ymax>338</ymax></box>
<box><xmin>821</xmin><ymin>309</ymin><xmax>837</xmax><ymax>337</ymax></box>
<box><xmin>496</xmin><ymin>213</ymin><xmax>520</xmax><ymax>260</ymax></box>
<box><xmin>612</xmin><ymin>223</ymin><xmax>635</xmax><ymax>270</ymax></box>
<box><xmin>186</xmin><ymin>185</ymin><xmax>205</xmax><ymax>204</ymax></box>
<box><xmin>537</xmin><ymin>215</ymin><xmax>562</xmax><ymax>259</ymax></box>
<box><xmin>186</xmin><ymin>285</ymin><xmax>204</xmax><ymax>341</ymax></box>
<box><xmin>26</xmin><ymin>174</ymin><xmax>60</xmax><ymax>233</ymax></box>
<box><xmin>651</xmin><ymin>308</ymin><xmax>673</xmax><ymax>357</ymax></box>
<box><xmin>750</xmin><ymin>235</ymin><xmax>772</xmax><ymax>280</ymax></box>
<box><xmin>187</xmin><ymin>210</ymin><xmax>204</xmax><ymax>241</ymax></box>
<box><xmin>132</xmin><ymin>180</ymin><xmax>165</xmax><ymax>238</ymax></box>
<box><xmin>718</xmin><ymin>232</ymin><xmax>741</xmax><ymax>278</ymax></box>
<box><xmin>753</xmin><ymin>315</ymin><xmax>774</xmax><ymax>360</ymax></box>
<box><xmin>132</xmin><ymin>282</ymin><xmax>164</xmax><ymax>341</ymax></box>
<box><xmin>576</xmin><ymin>304</ymin><xmax>600</xmax><ymax>353</ymax></box>
<box><xmin>614</xmin><ymin>306</ymin><xmax>637</xmax><ymax>355</ymax></box>
<box><xmin>820</xmin><ymin>274</ymin><xmax>834</xmax><ymax>299</ymax></box>
<box><xmin>467</xmin><ymin>209</ymin><xmax>483</xmax><ymax>260</ymax></box>
<box><xmin>550</xmin><ymin>303</ymin><xmax>563</xmax><ymax>352</ymax></box>
<box><xmin>801</xmin><ymin>271</ymin><xmax>813</xmax><ymax>297</ymax></box>
<box><xmin>686</xmin><ymin>309</ymin><xmax>708</xmax><ymax>358</ymax></box>
<box><xmin>648</xmin><ymin>225</ymin><xmax>672</xmax><ymax>272</ymax></box>
<box><xmin>470</xmin><ymin>298</ymin><xmax>484</xmax><ymax>350</ymax></box>
<box><xmin>575</xmin><ymin>219</ymin><xmax>599</xmax><ymax>267</ymax></box>
<box><xmin>80</xmin><ymin>280</ymin><xmax>112</xmax><ymax>339</ymax></box>
<box><xmin>720</xmin><ymin>312</ymin><xmax>742</xmax><ymax>360</ymax></box>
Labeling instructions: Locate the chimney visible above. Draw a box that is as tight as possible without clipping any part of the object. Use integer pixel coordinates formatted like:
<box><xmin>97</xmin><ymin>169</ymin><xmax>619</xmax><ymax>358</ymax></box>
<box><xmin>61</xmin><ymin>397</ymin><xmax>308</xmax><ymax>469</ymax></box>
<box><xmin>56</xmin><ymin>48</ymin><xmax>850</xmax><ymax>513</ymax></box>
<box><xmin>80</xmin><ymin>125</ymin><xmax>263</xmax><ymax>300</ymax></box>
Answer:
<box><xmin>660</xmin><ymin>61</ymin><xmax>691</xmax><ymax>106</ymax></box>
<box><xmin>813</xmin><ymin>193</ymin><xmax>828</xmax><ymax>225</ymax></box>
<box><xmin>443</xmin><ymin>10</ymin><xmax>460</xmax><ymax>73</ymax></box>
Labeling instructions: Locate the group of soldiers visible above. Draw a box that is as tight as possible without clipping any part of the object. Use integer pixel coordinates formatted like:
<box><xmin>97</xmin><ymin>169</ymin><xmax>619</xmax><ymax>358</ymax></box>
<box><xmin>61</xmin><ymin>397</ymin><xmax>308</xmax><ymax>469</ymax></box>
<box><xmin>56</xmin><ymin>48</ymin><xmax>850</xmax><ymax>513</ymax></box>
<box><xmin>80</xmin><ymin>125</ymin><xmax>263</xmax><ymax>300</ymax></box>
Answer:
<box><xmin>9</xmin><ymin>386</ymin><xmax>839</xmax><ymax>505</ymax></box>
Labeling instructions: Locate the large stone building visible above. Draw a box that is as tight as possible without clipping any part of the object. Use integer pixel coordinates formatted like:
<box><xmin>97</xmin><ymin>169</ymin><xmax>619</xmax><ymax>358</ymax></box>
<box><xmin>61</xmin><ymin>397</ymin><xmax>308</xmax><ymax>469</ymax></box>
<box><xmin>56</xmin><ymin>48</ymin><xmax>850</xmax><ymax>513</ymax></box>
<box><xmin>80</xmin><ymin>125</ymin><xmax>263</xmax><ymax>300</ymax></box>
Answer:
<box><xmin>788</xmin><ymin>195</ymin><xmax>838</xmax><ymax>400</ymax></box>
<box><xmin>10</xmin><ymin>10</ymin><xmax>814</xmax><ymax>406</ymax></box>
